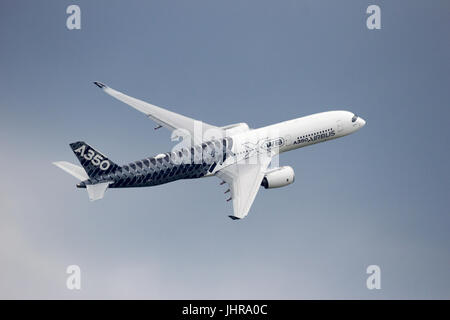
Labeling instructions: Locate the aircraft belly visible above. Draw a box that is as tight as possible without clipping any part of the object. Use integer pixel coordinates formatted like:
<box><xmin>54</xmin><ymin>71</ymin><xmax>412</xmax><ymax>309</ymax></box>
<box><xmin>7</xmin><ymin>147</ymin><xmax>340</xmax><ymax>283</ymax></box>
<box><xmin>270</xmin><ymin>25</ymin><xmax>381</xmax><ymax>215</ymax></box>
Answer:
<box><xmin>104</xmin><ymin>162</ymin><xmax>212</xmax><ymax>188</ymax></box>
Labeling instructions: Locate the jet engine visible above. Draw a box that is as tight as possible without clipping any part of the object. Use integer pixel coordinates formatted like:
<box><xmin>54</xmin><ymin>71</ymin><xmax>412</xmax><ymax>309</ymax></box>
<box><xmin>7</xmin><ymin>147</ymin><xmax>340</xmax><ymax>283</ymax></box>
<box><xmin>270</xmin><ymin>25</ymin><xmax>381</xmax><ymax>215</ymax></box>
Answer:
<box><xmin>261</xmin><ymin>166</ymin><xmax>295</xmax><ymax>189</ymax></box>
<box><xmin>221</xmin><ymin>123</ymin><xmax>250</xmax><ymax>135</ymax></box>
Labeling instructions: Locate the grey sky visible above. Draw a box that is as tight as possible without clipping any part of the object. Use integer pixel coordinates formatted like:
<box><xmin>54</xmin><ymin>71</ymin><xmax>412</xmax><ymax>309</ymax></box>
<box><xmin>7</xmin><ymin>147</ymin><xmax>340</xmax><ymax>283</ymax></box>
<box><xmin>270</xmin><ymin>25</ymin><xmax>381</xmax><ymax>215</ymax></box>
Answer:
<box><xmin>0</xmin><ymin>0</ymin><xmax>449</xmax><ymax>299</ymax></box>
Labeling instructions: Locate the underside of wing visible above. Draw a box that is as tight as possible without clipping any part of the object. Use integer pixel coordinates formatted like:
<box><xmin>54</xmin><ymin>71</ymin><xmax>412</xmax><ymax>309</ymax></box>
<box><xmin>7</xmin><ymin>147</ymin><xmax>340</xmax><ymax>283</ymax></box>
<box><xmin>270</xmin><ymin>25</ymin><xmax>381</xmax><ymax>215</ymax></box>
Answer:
<box><xmin>216</xmin><ymin>155</ymin><xmax>272</xmax><ymax>220</ymax></box>
<box><xmin>93</xmin><ymin>82</ymin><xmax>224</xmax><ymax>145</ymax></box>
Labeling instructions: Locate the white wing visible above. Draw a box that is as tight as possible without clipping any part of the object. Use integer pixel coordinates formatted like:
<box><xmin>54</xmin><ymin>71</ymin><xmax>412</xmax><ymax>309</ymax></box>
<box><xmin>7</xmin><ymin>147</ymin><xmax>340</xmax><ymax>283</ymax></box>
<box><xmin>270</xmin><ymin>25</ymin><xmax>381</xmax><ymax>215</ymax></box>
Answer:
<box><xmin>94</xmin><ymin>82</ymin><xmax>224</xmax><ymax>145</ymax></box>
<box><xmin>216</xmin><ymin>154</ymin><xmax>272</xmax><ymax>220</ymax></box>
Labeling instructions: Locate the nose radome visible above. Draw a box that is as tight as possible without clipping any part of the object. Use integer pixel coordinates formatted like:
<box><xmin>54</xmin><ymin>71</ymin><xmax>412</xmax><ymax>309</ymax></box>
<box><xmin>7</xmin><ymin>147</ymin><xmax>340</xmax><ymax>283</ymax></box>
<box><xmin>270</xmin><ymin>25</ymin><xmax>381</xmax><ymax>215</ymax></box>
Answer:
<box><xmin>359</xmin><ymin>118</ymin><xmax>366</xmax><ymax>127</ymax></box>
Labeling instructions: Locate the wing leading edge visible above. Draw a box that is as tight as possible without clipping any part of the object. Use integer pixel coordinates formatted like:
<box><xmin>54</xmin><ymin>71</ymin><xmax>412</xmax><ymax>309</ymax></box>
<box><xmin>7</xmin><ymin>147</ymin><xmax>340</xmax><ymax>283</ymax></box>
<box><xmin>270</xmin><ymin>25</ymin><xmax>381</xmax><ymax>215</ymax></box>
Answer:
<box><xmin>93</xmin><ymin>82</ymin><xmax>223</xmax><ymax>145</ymax></box>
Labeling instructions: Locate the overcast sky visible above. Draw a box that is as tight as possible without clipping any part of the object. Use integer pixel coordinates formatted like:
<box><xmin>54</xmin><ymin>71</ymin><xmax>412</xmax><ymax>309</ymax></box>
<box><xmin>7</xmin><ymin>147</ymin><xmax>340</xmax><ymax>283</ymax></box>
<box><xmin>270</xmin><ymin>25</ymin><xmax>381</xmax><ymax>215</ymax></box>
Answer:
<box><xmin>0</xmin><ymin>0</ymin><xmax>449</xmax><ymax>299</ymax></box>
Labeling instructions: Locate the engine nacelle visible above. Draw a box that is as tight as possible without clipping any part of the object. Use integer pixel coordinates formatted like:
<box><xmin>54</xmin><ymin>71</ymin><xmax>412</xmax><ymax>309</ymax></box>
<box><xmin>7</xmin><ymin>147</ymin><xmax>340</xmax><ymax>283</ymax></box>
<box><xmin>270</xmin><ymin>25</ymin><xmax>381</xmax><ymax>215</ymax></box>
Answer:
<box><xmin>261</xmin><ymin>166</ymin><xmax>295</xmax><ymax>189</ymax></box>
<box><xmin>221</xmin><ymin>123</ymin><xmax>250</xmax><ymax>136</ymax></box>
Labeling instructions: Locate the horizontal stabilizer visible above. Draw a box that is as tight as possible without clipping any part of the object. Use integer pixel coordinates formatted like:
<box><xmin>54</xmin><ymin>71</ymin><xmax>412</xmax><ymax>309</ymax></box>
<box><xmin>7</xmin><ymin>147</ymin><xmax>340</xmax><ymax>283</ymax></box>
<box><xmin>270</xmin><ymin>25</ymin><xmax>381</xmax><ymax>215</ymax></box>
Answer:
<box><xmin>86</xmin><ymin>182</ymin><xmax>112</xmax><ymax>201</ymax></box>
<box><xmin>53</xmin><ymin>161</ymin><xmax>89</xmax><ymax>181</ymax></box>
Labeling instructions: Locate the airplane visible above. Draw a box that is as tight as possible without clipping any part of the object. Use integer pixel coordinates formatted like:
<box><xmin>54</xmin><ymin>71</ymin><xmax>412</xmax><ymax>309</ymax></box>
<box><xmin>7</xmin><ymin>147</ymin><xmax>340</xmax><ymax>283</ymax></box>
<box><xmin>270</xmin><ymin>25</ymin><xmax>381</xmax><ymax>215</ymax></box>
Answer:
<box><xmin>54</xmin><ymin>82</ymin><xmax>366</xmax><ymax>220</ymax></box>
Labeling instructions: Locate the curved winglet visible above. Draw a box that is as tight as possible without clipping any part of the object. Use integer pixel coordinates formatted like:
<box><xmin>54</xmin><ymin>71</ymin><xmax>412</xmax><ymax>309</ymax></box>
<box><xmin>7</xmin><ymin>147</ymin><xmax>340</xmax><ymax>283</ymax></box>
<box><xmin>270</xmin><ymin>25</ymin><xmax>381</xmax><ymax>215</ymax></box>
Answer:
<box><xmin>93</xmin><ymin>81</ymin><xmax>107</xmax><ymax>89</ymax></box>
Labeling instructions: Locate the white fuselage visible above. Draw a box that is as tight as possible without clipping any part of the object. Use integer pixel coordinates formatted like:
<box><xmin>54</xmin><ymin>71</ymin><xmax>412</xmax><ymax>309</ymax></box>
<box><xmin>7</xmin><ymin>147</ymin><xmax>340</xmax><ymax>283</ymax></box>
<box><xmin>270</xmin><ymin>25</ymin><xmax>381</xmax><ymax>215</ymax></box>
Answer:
<box><xmin>208</xmin><ymin>110</ymin><xmax>366</xmax><ymax>175</ymax></box>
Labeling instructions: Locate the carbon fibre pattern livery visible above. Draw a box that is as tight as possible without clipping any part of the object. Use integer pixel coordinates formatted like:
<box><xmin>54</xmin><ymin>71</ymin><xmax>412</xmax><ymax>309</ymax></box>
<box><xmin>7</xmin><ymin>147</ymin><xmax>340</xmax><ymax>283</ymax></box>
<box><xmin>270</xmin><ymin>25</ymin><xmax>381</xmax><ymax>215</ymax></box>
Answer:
<box><xmin>76</xmin><ymin>138</ymin><xmax>233</xmax><ymax>189</ymax></box>
<box><xmin>70</xmin><ymin>141</ymin><xmax>120</xmax><ymax>178</ymax></box>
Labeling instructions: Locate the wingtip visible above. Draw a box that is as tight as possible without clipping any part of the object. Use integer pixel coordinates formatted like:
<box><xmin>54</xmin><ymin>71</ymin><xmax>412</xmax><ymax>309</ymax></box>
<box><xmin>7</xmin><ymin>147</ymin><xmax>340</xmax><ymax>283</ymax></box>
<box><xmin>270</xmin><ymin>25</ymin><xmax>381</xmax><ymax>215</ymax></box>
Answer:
<box><xmin>228</xmin><ymin>215</ymin><xmax>241</xmax><ymax>221</ymax></box>
<box><xmin>93</xmin><ymin>81</ymin><xmax>107</xmax><ymax>89</ymax></box>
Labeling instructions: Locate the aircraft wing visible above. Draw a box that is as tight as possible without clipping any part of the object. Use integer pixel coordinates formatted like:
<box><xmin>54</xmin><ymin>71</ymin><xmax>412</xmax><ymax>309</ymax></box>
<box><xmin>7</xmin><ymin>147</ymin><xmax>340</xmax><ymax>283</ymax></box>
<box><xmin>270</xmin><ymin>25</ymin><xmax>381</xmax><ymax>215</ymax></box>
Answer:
<box><xmin>216</xmin><ymin>154</ymin><xmax>272</xmax><ymax>220</ymax></box>
<box><xmin>93</xmin><ymin>82</ymin><xmax>223</xmax><ymax>145</ymax></box>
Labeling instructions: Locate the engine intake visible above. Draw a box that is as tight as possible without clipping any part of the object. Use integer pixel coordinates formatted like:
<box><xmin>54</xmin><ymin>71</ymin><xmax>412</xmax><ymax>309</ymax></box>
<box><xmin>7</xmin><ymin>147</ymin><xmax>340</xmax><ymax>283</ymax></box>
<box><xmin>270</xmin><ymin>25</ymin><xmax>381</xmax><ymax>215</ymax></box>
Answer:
<box><xmin>261</xmin><ymin>166</ymin><xmax>295</xmax><ymax>189</ymax></box>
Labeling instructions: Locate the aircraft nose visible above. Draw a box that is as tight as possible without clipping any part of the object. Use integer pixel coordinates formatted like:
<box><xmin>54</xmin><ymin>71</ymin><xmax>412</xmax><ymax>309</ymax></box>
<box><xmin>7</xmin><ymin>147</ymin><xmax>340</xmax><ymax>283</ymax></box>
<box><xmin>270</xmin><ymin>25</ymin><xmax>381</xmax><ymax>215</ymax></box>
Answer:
<box><xmin>359</xmin><ymin>118</ymin><xmax>366</xmax><ymax>127</ymax></box>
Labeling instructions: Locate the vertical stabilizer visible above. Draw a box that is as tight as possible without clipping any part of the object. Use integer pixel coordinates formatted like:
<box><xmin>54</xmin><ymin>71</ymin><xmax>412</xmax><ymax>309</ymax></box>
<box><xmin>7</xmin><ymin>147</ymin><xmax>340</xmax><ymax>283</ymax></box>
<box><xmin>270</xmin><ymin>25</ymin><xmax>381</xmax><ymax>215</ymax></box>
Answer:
<box><xmin>69</xmin><ymin>141</ymin><xmax>120</xmax><ymax>178</ymax></box>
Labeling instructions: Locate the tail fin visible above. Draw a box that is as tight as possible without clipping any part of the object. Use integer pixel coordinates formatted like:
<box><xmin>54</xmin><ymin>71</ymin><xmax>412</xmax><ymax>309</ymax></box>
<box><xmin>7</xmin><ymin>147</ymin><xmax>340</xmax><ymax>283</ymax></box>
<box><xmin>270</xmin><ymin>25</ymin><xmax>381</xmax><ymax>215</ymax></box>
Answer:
<box><xmin>69</xmin><ymin>141</ymin><xmax>120</xmax><ymax>178</ymax></box>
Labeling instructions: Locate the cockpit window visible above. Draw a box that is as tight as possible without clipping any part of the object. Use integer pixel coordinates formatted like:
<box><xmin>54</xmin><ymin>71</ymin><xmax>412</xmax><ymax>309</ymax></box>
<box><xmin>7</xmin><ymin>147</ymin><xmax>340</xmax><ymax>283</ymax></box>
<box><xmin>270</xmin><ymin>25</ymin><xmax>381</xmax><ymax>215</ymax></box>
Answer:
<box><xmin>352</xmin><ymin>114</ymin><xmax>358</xmax><ymax>122</ymax></box>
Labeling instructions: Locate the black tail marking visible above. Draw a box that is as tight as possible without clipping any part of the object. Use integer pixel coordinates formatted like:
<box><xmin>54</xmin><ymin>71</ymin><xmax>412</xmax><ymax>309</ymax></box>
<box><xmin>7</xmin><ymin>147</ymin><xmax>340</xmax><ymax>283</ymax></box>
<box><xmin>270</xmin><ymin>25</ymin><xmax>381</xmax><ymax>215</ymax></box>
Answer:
<box><xmin>69</xmin><ymin>141</ymin><xmax>120</xmax><ymax>178</ymax></box>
